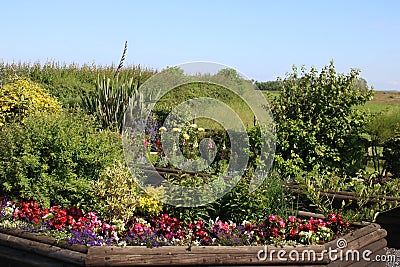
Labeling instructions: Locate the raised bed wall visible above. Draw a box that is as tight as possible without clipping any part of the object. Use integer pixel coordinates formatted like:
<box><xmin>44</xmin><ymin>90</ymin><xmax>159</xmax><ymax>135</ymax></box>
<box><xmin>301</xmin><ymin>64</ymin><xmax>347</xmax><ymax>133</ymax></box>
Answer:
<box><xmin>0</xmin><ymin>223</ymin><xmax>387</xmax><ymax>267</ymax></box>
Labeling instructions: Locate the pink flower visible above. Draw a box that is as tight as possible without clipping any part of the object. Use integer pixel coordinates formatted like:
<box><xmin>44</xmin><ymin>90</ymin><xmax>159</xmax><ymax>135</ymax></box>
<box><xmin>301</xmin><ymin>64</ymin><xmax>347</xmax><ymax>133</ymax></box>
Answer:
<box><xmin>268</xmin><ymin>215</ymin><xmax>278</xmax><ymax>221</ymax></box>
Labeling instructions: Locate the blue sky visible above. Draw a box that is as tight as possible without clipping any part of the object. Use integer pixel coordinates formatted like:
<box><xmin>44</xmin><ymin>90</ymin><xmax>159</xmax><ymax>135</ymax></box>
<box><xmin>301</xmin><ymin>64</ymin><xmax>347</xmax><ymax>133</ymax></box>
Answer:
<box><xmin>1</xmin><ymin>1</ymin><xmax>400</xmax><ymax>90</ymax></box>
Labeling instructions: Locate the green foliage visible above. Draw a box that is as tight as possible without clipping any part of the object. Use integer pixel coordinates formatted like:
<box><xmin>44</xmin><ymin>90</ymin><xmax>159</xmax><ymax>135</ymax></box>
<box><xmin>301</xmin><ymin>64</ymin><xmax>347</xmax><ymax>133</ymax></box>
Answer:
<box><xmin>0</xmin><ymin>61</ymin><xmax>155</xmax><ymax>107</ymax></box>
<box><xmin>219</xmin><ymin>171</ymin><xmax>295</xmax><ymax>223</ymax></box>
<box><xmin>162</xmin><ymin>170</ymin><xmax>295</xmax><ymax>224</ymax></box>
<box><xmin>151</xmin><ymin>124</ymin><xmax>267</xmax><ymax>175</ymax></box>
<box><xmin>272</xmin><ymin>61</ymin><xmax>373</xmax><ymax>177</ymax></box>
<box><xmin>90</xmin><ymin>161</ymin><xmax>164</xmax><ymax>222</ymax></box>
<box><xmin>0</xmin><ymin>77</ymin><xmax>62</xmax><ymax>126</ymax></box>
<box><xmin>366</xmin><ymin>107</ymin><xmax>400</xmax><ymax>143</ymax></box>
<box><xmin>366</xmin><ymin>107</ymin><xmax>400</xmax><ymax>177</ymax></box>
<box><xmin>295</xmin><ymin>170</ymin><xmax>398</xmax><ymax>222</ymax></box>
<box><xmin>254</xmin><ymin>80</ymin><xmax>281</xmax><ymax>91</ymax></box>
<box><xmin>0</xmin><ymin>111</ymin><xmax>123</xmax><ymax>208</ymax></box>
<box><xmin>298</xmin><ymin>226</ymin><xmax>334</xmax><ymax>245</ymax></box>
<box><xmin>81</xmin><ymin>74</ymin><xmax>141</xmax><ymax>133</ymax></box>
<box><xmin>161</xmin><ymin>173</ymin><xmax>220</xmax><ymax>225</ymax></box>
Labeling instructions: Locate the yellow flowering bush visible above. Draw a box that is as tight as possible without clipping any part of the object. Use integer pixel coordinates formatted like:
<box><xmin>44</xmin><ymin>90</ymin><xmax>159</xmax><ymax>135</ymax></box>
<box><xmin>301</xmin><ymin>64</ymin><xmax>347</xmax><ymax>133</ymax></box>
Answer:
<box><xmin>138</xmin><ymin>186</ymin><xmax>165</xmax><ymax>216</ymax></box>
<box><xmin>0</xmin><ymin>77</ymin><xmax>62</xmax><ymax>126</ymax></box>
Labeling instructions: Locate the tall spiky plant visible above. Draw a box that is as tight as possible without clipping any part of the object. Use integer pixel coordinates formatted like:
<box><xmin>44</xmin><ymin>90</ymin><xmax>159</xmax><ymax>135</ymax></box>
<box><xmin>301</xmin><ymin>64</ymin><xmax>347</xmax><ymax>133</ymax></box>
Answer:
<box><xmin>81</xmin><ymin>73</ymin><xmax>141</xmax><ymax>133</ymax></box>
<box><xmin>114</xmin><ymin>41</ymin><xmax>128</xmax><ymax>78</ymax></box>
<box><xmin>81</xmin><ymin>41</ymin><xmax>143</xmax><ymax>133</ymax></box>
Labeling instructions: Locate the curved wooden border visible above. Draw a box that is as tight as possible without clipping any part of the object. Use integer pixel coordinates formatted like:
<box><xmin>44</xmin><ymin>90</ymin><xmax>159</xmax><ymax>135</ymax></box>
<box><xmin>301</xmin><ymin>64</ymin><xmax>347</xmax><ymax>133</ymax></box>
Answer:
<box><xmin>85</xmin><ymin>224</ymin><xmax>387</xmax><ymax>266</ymax></box>
<box><xmin>0</xmin><ymin>223</ymin><xmax>387</xmax><ymax>266</ymax></box>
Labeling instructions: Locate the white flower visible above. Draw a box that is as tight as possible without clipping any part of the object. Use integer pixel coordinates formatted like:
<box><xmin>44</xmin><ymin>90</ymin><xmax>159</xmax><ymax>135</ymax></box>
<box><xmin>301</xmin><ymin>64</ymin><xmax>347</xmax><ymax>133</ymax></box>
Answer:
<box><xmin>197</xmin><ymin>127</ymin><xmax>205</xmax><ymax>132</ymax></box>
<box><xmin>159</xmin><ymin>126</ymin><xmax>167</xmax><ymax>132</ymax></box>
<box><xmin>172</xmin><ymin>127</ymin><xmax>181</xmax><ymax>132</ymax></box>
<box><xmin>189</xmin><ymin>123</ymin><xmax>197</xmax><ymax>128</ymax></box>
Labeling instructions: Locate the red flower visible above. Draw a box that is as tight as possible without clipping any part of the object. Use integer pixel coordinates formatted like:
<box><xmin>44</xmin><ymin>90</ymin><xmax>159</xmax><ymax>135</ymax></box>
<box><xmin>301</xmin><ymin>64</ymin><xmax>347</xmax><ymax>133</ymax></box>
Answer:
<box><xmin>289</xmin><ymin>229</ymin><xmax>299</xmax><ymax>238</ymax></box>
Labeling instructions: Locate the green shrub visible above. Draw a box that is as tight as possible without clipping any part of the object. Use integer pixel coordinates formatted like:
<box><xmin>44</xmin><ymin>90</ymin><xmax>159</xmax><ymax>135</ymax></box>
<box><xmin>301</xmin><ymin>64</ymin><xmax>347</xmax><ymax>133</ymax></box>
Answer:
<box><xmin>90</xmin><ymin>161</ymin><xmax>164</xmax><ymax>222</ymax></box>
<box><xmin>272</xmin><ymin>61</ymin><xmax>373</xmax><ymax>177</ymax></box>
<box><xmin>0</xmin><ymin>111</ymin><xmax>123</xmax><ymax>208</ymax></box>
<box><xmin>162</xmin><ymin>171</ymin><xmax>294</xmax><ymax>224</ymax></box>
<box><xmin>295</xmin><ymin>170</ymin><xmax>398</xmax><ymax>222</ymax></box>
<box><xmin>366</xmin><ymin>107</ymin><xmax>400</xmax><ymax>178</ymax></box>
<box><xmin>218</xmin><ymin>171</ymin><xmax>294</xmax><ymax>223</ymax></box>
<box><xmin>0</xmin><ymin>77</ymin><xmax>62</xmax><ymax>126</ymax></box>
<box><xmin>160</xmin><ymin>173</ymin><xmax>221</xmax><ymax>224</ymax></box>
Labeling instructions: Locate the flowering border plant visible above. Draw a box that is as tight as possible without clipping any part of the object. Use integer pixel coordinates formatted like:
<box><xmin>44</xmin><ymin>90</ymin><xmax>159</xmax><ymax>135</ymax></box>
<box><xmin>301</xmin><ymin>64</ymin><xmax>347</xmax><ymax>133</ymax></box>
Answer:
<box><xmin>0</xmin><ymin>197</ymin><xmax>350</xmax><ymax>248</ymax></box>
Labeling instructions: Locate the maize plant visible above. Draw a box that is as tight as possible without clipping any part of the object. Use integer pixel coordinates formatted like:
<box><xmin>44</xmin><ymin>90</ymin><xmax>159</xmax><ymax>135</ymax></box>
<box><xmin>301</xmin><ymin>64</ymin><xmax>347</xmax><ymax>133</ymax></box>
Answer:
<box><xmin>81</xmin><ymin>72</ymin><xmax>141</xmax><ymax>133</ymax></box>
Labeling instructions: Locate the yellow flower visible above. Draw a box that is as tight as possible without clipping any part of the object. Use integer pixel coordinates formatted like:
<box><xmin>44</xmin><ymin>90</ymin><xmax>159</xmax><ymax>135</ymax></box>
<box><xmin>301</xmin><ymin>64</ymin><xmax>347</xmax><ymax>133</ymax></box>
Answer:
<box><xmin>172</xmin><ymin>127</ymin><xmax>181</xmax><ymax>132</ymax></box>
<box><xmin>0</xmin><ymin>77</ymin><xmax>62</xmax><ymax>125</ymax></box>
<box><xmin>183</xmin><ymin>133</ymin><xmax>190</xmax><ymax>140</ymax></box>
<box><xmin>138</xmin><ymin>186</ymin><xmax>164</xmax><ymax>215</ymax></box>
<box><xmin>159</xmin><ymin>126</ymin><xmax>167</xmax><ymax>132</ymax></box>
<box><xmin>197</xmin><ymin>127</ymin><xmax>205</xmax><ymax>132</ymax></box>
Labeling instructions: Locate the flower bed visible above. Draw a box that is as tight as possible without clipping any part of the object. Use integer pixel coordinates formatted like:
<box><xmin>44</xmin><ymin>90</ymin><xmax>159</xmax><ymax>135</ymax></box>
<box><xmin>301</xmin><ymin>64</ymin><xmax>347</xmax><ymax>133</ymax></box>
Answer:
<box><xmin>0</xmin><ymin>197</ymin><xmax>388</xmax><ymax>266</ymax></box>
<box><xmin>0</xmin><ymin>198</ymin><xmax>351</xmax><ymax>247</ymax></box>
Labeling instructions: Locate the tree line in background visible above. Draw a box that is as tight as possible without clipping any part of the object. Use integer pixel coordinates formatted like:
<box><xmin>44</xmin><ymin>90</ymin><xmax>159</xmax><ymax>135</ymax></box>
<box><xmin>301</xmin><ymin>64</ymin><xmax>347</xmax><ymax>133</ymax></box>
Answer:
<box><xmin>254</xmin><ymin>77</ymin><xmax>369</xmax><ymax>92</ymax></box>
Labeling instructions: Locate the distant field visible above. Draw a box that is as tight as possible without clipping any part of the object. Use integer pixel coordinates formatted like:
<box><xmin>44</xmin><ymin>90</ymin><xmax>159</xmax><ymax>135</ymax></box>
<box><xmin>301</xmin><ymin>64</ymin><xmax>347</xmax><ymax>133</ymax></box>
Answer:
<box><xmin>371</xmin><ymin>91</ymin><xmax>400</xmax><ymax>105</ymax></box>
<box><xmin>366</xmin><ymin>91</ymin><xmax>400</xmax><ymax>113</ymax></box>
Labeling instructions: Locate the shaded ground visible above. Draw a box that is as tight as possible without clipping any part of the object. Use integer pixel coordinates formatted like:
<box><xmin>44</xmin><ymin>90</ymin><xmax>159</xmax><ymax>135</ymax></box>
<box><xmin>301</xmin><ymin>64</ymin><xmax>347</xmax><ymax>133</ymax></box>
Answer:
<box><xmin>386</xmin><ymin>248</ymin><xmax>400</xmax><ymax>267</ymax></box>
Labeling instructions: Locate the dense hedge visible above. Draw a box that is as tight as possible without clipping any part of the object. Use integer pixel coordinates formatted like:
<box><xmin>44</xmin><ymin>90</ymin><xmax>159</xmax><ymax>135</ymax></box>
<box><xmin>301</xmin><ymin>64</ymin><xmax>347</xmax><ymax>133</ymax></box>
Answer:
<box><xmin>0</xmin><ymin>111</ymin><xmax>123</xmax><ymax>208</ymax></box>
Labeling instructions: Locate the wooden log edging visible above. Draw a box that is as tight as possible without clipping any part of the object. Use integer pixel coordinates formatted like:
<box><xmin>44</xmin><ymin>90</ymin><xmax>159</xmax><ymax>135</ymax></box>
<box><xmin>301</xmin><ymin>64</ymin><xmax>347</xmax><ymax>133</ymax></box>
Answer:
<box><xmin>85</xmin><ymin>223</ymin><xmax>387</xmax><ymax>267</ymax></box>
<box><xmin>139</xmin><ymin>166</ymin><xmax>212</xmax><ymax>178</ymax></box>
<box><xmin>0</xmin><ymin>232</ymin><xmax>86</xmax><ymax>266</ymax></box>
<box><xmin>0</xmin><ymin>227</ymin><xmax>88</xmax><ymax>253</ymax></box>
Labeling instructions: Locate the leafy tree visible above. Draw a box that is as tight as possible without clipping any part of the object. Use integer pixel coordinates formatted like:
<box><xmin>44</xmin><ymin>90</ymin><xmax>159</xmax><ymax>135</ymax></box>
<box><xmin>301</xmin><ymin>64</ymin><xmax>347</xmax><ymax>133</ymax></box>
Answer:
<box><xmin>272</xmin><ymin>61</ymin><xmax>373</xmax><ymax>177</ymax></box>
<box><xmin>254</xmin><ymin>80</ymin><xmax>281</xmax><ymax>91</ymax></box>
<box><xmin>353</xmin><ymin>77</ymin><xmax>368</xmax><ymax>92</ymax></box>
